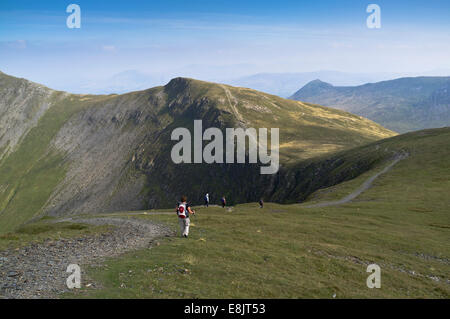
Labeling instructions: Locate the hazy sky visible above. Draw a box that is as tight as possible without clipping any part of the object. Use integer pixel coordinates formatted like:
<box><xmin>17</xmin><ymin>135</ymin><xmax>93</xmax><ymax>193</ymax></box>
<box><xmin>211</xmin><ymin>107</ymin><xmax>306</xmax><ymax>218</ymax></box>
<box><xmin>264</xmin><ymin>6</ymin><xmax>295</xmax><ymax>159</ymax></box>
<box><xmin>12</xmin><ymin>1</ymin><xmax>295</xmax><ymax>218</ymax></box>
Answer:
<box><xmin>1</xmin><ymin>0</ymin><xmax>450</xmax><ymax>93</ymax></box>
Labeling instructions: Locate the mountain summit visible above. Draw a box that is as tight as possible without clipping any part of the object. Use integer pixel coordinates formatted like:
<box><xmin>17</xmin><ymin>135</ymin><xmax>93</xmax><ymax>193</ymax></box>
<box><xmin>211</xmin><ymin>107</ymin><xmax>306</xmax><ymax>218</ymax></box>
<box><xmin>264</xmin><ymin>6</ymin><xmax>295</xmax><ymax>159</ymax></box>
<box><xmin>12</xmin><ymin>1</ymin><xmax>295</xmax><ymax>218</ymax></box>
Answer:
<box><xmin>293</xmin><ymin>79</ymin><xmax>335</xmax><ymax>96</ymax></box>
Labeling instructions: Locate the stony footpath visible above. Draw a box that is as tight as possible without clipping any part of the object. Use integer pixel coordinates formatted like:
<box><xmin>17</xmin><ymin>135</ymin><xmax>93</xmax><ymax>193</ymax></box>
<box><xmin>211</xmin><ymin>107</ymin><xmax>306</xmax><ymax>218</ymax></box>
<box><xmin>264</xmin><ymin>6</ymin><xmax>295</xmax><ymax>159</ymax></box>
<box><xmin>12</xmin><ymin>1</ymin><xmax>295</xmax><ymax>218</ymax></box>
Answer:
<box><xmin>305</xmin><ymin>153</ymin><xmax>409</xmax><ymax>208</ymax></box>
<box><xmin>0</xmin><ymin>217</ymin><xmax>173</xmax><ymax>299</ymax></box>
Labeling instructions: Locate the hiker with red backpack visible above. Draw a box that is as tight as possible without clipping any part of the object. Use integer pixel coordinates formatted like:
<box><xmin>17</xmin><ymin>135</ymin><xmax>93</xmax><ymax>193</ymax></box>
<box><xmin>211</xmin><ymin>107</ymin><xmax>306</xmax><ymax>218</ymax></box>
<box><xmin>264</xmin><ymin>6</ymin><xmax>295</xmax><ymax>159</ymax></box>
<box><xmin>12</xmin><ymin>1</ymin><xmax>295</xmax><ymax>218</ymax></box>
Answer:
<box><xmin>176</xmin><ymin>195</ymin><xmax>195</xmax><ymax>238</ymax></box>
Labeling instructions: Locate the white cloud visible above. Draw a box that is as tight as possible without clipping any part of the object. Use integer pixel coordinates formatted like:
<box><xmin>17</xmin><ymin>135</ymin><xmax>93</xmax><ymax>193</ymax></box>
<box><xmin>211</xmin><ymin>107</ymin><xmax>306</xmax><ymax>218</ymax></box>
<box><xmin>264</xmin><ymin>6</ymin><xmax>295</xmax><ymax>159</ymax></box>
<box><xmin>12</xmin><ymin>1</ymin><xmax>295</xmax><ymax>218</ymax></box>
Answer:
<box><xmin>101</xmin><ymin>45</ymin><xmax>116</xmax><ymax>52</ymax></box>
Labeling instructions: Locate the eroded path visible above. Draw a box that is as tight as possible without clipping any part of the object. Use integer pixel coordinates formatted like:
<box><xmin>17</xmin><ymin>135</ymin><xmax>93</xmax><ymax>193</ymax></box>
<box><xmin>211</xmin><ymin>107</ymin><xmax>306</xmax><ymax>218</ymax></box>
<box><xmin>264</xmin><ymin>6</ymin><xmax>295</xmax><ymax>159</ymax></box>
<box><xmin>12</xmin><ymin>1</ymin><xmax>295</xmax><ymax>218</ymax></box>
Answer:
<box><xmin>0</xmin><ymin>217</ymin><xmax>173</xmax><ymax>299</ymax></box>
<box><xmin>305</xmin><ymin>153</ymin><xmax>409</xmax><ymax>208</ymax></box>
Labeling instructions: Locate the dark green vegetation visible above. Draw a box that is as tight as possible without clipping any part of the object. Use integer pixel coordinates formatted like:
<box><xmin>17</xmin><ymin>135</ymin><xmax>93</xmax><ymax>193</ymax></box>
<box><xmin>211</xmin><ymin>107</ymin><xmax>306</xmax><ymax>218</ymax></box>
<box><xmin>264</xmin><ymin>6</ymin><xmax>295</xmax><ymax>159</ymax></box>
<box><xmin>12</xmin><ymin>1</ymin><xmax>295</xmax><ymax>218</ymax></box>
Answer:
<box><xmin>0</xmin><ymin>72</ymin><xmax>395</xmax><ymax>233</ymax></box>
<box><xmin>290</xmin><ymin>77</ymin><xmax>450</xmax><ymax>133</ymax></box>
<box><xmin>65</xmin><ymin>129</ymin><xmax>449</xmax><ymax>298</ymax></box>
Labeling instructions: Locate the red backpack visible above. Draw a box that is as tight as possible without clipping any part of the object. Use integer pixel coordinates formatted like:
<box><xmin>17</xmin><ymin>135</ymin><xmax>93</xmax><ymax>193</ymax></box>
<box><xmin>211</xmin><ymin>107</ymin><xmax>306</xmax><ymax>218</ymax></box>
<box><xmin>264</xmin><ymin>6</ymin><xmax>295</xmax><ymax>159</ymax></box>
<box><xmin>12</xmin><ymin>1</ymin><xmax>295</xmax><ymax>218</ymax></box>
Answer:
<box><xmin>177</xmin><ymin>202</ymin><xmax>188</xmax><ymax>218</ymax></box>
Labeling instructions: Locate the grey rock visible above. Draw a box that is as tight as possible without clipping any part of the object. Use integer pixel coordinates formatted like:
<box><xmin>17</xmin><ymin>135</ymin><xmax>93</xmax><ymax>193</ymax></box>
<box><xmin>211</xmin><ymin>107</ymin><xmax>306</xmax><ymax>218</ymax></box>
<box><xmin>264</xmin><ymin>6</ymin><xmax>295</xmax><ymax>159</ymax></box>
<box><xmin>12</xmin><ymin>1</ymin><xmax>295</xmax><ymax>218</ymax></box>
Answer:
<box><xmin>0</xmin><ymin>217</ymin><xmax>171</xmax><ymax>299</ymax></box>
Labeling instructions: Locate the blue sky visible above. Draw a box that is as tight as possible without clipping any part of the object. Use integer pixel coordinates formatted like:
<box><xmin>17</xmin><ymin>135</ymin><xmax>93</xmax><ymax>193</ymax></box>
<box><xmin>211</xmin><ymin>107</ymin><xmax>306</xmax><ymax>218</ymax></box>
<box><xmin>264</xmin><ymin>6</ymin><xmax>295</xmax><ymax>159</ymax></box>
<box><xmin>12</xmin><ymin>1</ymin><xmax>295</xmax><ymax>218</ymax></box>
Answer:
<box><xmin>1</xmin><ymin>0</ymin><xmax>450</xmax><ymax>93</ymax></box>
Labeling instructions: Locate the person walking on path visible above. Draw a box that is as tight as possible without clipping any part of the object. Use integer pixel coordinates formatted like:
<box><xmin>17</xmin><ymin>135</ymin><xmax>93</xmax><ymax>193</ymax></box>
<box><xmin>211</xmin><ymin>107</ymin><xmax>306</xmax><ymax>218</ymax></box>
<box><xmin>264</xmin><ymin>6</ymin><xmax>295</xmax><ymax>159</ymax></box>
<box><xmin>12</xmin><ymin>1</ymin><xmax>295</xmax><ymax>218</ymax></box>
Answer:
<box><xmin>176</xmin><ymin>195</ymin><xmax>195</xmax><ymax>238</ymax></box>
<box><xmin>221</xmin><ymin>196</ymin><xmax>226</xmax><ymax>208</ymax></box>
<box><xmin>204</xmin><ymin>193</ymin><xmax>209</xmax><ymax>207</ymax></box>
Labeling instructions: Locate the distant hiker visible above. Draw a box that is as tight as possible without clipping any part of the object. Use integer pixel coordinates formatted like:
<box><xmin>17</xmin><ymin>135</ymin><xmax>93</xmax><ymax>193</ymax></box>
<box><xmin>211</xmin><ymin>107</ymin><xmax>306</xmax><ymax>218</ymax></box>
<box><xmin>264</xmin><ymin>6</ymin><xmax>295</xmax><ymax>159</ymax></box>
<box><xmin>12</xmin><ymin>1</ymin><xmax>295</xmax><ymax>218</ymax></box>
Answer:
<box><xmin>176</xmin><ymin>195</ymin><xmax>195</xmax><ymax>238</ymax></box>
<box><xmin>204</xmin><ymin>193</ymin><xmax>209</xmax><ymax>207</ymax></box>
<box><xmin>259</xmin><ymin>198</ymin><xmax>264</xmax><ymax>209</ymax></box>
<box><xmin>221</xmin><ymin>196</ymin><xmax>226</xmax><ymax>208</ymax></box>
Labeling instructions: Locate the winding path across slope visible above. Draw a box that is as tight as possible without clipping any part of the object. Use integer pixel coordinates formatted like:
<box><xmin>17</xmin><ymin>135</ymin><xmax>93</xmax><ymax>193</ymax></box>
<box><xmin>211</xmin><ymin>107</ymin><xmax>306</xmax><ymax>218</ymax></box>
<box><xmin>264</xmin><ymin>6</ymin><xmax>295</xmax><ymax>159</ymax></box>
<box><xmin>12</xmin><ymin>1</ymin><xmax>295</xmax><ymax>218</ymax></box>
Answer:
<box><xmin>0</xmin><ymin>153</ymin><xmax>408</xmax><ymax>298</ymax></box>
<box><xmin>304</xmin><ymin>153</ymin><xmax>409</xmax><ymax>208</ymax></box>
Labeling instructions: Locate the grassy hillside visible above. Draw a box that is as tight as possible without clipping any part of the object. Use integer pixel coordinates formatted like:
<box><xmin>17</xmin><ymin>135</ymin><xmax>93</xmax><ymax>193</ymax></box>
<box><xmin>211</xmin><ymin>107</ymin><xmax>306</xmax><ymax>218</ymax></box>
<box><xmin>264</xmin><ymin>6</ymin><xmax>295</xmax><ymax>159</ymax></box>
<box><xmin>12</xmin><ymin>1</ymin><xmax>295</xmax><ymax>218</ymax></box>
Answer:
<box><xmin>133</xmin><ymin>78</ymin><xmax>395</xmax><ymax>208</ymax></box>
<box><xmin>1</xmin><ymin>128</ymin><xmax>448</xmax><ymax>298</ymax></box>
<box><xmin>290</xmin><ymin>77</ymin><xmax>450</xmax><ymax>133</ymax></box>
<box><xmin>303</xmin><ymin>127</ymin><xmax>450</xmax><ymax>205</ymax></box>
<box><xmin>144</xmin><ymin>77</ymin><xmax>395</xmax><ymax>164</ymax></box>
<box><xmin>60</xmin><ymin>129</ymin><xmax>449</xmax><ymax>298</ymax></box>
<box><xmin>0</xmin><ymin>73</ymin><xmax>396</xmax><ymax>233</ymax></box>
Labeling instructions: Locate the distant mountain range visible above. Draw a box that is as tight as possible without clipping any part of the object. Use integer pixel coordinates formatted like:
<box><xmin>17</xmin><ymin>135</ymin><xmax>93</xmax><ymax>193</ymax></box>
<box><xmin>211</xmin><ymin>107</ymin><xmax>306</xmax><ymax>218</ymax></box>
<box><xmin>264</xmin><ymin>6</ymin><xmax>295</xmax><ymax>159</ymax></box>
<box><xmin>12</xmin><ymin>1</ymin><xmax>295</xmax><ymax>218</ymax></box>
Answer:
<box><xmin>226</xmin><ymin>71</ymin><xmax>404</xmax><ymax>98</ymax></box>
<box><xmin>26</xmin><ymin>68</ymin><xmax>450</xmax><ymax>99</ymax></box>
<box><xmin>70</xmin><ymin>70</ymin><xmax>398</xmax><ymax>97</ymax></box>
<box><xmin>290</xmin><ymin>77</ymin><xmax>450</xmax><ymax>133</ymax></box>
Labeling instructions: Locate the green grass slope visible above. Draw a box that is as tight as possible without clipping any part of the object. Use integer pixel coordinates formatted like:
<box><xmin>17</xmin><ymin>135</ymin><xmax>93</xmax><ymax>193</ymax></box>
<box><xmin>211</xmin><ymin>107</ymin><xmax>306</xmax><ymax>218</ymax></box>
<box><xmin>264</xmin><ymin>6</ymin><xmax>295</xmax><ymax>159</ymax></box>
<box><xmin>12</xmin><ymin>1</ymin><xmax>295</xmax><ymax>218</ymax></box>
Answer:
<box><xmin>162</xmin><ymin>78</ymin><xmax>396</xmax><ymax>163</ymax></box>
<box><xmin>63</xmin><ymin>128</ymin><xmax>449</xmax><ymax>298</ymax></box>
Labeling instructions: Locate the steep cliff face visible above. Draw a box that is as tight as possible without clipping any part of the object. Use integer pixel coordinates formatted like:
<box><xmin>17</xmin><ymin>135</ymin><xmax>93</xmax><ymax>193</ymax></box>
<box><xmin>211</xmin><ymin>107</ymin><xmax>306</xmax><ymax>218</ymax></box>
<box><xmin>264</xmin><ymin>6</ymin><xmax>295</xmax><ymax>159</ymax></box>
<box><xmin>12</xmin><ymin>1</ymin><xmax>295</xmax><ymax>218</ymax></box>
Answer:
<box><xmin>0</xmin><ymin>72</ymin><xmax>58</xmax><ymax>159</ymax></box>
<box><xmin>0</xmin><ymin>72</ymin><xmax>396</xmax><ymax>232</ymax></box>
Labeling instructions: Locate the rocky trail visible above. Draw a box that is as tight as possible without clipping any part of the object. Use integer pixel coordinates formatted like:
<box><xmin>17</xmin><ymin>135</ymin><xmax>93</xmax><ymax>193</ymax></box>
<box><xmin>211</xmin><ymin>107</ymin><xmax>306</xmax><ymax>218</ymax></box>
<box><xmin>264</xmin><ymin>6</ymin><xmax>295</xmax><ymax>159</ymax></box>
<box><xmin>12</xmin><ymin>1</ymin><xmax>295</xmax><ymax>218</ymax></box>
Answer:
<box><xmin>0</xmin><ymin>217</ymin><xmax>173</xmax><ymax>299</ymax></box>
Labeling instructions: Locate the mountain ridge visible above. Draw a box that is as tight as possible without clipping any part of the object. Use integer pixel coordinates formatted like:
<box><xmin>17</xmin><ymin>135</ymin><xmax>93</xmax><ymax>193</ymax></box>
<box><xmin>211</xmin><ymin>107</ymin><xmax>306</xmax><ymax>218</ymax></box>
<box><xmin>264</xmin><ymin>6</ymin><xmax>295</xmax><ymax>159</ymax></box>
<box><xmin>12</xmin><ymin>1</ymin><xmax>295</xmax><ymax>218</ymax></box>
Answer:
<box><xmin>0</xmin><ymin>71</ymin><xmax>396</xmax><ymax>233</ymax></box>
